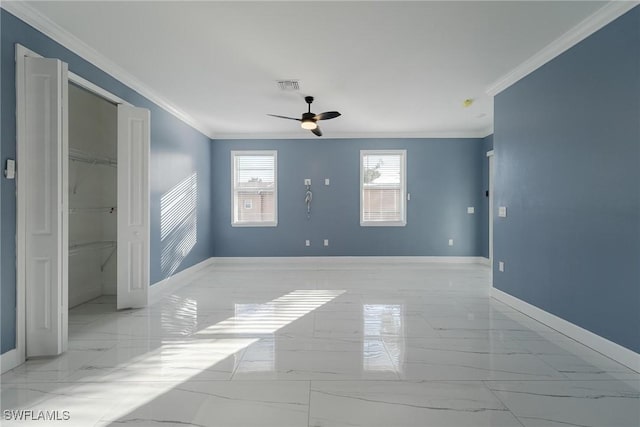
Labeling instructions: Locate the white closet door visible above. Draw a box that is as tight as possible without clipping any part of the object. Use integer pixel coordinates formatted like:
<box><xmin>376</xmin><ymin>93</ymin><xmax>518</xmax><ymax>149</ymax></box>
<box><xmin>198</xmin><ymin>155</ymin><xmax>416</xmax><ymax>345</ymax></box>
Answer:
<box><xmin>117</xmin><ymin>105</ymin><xmax>150</xmax><ymax>309</ymax></box>
<box><xmin>23</xmin><ymin>57</ymin><xmax>68</xmax><ymax>357</ymax></box>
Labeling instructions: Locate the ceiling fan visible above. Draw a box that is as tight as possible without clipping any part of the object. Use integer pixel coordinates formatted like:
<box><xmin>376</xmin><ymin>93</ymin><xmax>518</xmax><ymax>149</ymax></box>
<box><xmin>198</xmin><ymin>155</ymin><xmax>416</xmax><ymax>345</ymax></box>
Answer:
<box><xmin>268</xmin><ymin>96</ymin><xmax>341</xmax><ymax>137</ymax></box>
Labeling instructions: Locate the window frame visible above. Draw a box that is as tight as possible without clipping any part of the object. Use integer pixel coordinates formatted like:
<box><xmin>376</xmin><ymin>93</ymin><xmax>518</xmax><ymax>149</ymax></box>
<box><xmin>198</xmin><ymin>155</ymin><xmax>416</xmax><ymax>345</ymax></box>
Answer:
<box><xmin>360</xmin><ymin>149</ymin><xmax>407</xmax><ymax>227</ymax></box>
<box><xmin>231</xmin><ymin>150</ymin><xmax>278</xmax><ymax>227</ymax></box>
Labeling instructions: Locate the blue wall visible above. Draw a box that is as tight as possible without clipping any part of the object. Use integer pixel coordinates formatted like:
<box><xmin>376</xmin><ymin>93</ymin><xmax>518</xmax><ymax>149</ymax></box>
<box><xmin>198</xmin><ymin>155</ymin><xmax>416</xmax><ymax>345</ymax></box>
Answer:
<box><xmin>1</xmin><ymin>10</ymin><xmax>212</xmax><ymax>354</ymax></box>
<box><xmin>211</xmin><ymin>138</ymin><xmax>485</xmax><ymax>257</ymax></box>
<box><xmin>493</xmin><ymin>7</ymin><xmax>640</xmax><ymax>352</ymax></box>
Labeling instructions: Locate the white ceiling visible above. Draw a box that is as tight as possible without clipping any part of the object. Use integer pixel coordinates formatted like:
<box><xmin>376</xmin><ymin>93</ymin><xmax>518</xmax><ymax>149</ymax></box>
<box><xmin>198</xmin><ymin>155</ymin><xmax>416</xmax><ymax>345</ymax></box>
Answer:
<box><xmin>20</xmin><ymin>1</ymin><xmax>608</xmax><ymax>139</ymax></box>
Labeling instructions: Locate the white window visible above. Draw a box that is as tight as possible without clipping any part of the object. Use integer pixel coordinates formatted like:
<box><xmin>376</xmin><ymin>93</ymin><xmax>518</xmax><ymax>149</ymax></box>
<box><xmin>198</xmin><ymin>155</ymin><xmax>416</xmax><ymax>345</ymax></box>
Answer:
<box><xmin>360</xmin><ymin>150</ymin><xmax>406</xmax><ymax>226</ymax></box>
<box><xmin>231</xmin><ymin>150</ymin><xmax>277</xmax><ymax>226</ymax></box>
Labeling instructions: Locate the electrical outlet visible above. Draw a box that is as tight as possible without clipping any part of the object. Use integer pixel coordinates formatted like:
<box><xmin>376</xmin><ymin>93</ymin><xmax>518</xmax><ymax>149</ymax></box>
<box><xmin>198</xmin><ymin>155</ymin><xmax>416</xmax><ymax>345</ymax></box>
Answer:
<box><xmin>305</xmin><ymin>240</ymin><xmax>310</xmax><ymax>247</ymax></box>
<box><xmin>448</xmin><ymin>239</ymin><xmax>454</xmax><ymax>246</ymax></box>
<box><xmin>324</xmin><ymin>178</ymin><xmax>330</xmax><ymax>186</ymax></box>
<box><xmin>323</xmin><ymin>239</ymin><xmax>329</xmax><ymax>247</ymax></box>
<box><xmin>498</xmin><ymin>206</ymin><xmax>507</xmax><ymax>217</ymax></box>
<box><xmin>467</xmin><ymin>207</ymin><xmax>475</xmax><ymax>214</ymax></box>
<box><xmin>498</xmin><ymin>261</ymin><xmax>505</xmax><ymax>272</ymax></box>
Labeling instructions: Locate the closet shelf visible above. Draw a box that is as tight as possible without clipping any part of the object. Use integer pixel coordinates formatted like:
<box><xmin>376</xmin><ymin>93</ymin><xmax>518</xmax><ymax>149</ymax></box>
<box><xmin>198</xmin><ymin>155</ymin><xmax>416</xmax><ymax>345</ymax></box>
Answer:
<box><xmin>69</xmin><ymin>240</ymin><xmax>116</xmax><ymax>256</ymax></box>
<box><xmin>69</xmin><ymin>207</ymin><xmax>117</xmax><ymax>214</ymax></box>
<box><xmin>69</xmin><ymin>148</ymin><xmax>117</xmax><ymax>167</ymax></box>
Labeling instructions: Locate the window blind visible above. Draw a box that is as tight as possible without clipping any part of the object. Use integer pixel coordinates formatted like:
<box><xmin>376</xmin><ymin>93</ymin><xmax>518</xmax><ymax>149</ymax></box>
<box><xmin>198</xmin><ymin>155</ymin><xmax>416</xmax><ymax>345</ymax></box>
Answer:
<box><xmin>361</xmin><ymin>150</ymin><xmax>406</xmax><ymax>225</ymax></box>
<box><xmin>232</xmin><ymin>151</ymin><xmax>277</xmax><ymax>226</ymax></box>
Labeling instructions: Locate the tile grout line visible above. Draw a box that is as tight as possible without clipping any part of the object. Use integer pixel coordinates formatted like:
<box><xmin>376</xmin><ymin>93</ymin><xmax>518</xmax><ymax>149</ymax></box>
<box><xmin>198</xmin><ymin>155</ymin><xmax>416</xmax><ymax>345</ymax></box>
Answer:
<box><xmin>482</xmin><ymin>379</ymin><xmax>527</xmax><ymax>427</ymax></box>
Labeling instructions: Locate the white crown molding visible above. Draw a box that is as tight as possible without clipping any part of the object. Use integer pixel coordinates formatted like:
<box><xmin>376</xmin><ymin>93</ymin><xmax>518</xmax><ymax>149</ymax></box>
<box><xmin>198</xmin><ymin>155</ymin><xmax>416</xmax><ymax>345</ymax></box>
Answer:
<box><xmin>486</xmin><ymin>1</ymin><xmax>640</xmax><ymax>96</ymax></box>
<box><xmin>213</xmin><ymin>128</ymin><xmax>492</xmax><ymax>140</ymax></box>
<box><xmin>1</xmin><ymin>1</ymin><xmax>215</xmax><ymax>138</ymax></box>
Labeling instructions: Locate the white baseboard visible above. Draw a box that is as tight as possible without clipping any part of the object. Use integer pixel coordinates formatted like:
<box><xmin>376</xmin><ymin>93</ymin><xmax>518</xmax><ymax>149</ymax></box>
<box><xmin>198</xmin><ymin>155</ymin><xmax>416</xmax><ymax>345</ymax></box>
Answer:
<box><xmin>210</xmin><ymin>256</ymin><xmax>489</xmax><ymax>265</ymax></box>
<box><xmin>478</xmin><ymin>257</ymin><xmax>491</xmax><ymax>266</ymax></box>
<box><xmin>492</xmin><ymin>287</ymin><xmax>640</xmax><ymax>373</ymax></box>
<box><xmin>149</xmin><ymin>258</ymin><xmax>215</xmax><ymax>304</ymax></box>
<box><xmin>0</xmin><ymin>349</ymin><xmax>20</xmax><ymax>374</ymax></box>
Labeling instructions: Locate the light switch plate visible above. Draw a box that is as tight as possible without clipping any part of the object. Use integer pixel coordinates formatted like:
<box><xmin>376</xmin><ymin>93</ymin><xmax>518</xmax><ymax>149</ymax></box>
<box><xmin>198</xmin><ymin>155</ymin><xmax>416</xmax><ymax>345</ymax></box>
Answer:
<box><xmin>498</xmin><ymin>261</ymin><xmax>505</xmax><ymax>272</ymax></box>
<box><xmin>323</xmin><ymin>239</ymin><xmax>329</xmax><ymax>247</ymax></box>
<box><xmin>448</xmin><ymin>239</ymin><xmax>454</xmax><ymax>246</ymax></box>
<box><xmin>498</xmin><ymin>206</ymin><xmax>507</xmax><ymax>217</ymax></box>
<box><xmin>4</xmin><ymin>159</ymin><xmax>15</xmax><ymax>179</ymax></box>
<box><xmin>467</xmin><ymin>207</ymin><xmax>475</xmax><ymax>214</ymax></box>
<box><xmin>324</xmin><ymin>178</ymin><xmax>330</xmax><ymax>186</ymax></box>
<box><xmin>305</xmin><ymin>240</ymin><xmax>310</xmax><ymax>247</ymax></box>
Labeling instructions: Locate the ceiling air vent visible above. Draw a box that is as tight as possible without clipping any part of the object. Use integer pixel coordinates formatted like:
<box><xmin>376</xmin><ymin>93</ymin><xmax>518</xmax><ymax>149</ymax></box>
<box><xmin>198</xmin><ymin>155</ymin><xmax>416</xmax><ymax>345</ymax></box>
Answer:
<box><xmin>277</xmin><ymin>80</ymin><xmax>300</xmax><ymax>91</ymax></box>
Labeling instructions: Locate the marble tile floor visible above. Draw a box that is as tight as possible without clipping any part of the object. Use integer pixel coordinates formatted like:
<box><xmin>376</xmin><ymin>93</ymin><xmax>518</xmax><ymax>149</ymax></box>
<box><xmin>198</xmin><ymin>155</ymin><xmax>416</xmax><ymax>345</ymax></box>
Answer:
<box><xmin>1</xmin><ymin>260</ymin><xmax>638</xmax><ymax>426</ymax></box>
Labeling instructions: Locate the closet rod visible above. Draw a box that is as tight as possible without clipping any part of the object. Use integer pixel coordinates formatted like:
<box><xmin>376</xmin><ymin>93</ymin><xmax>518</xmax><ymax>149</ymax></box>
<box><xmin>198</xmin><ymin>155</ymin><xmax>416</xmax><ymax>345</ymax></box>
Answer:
<box><xmin>69</xmin><ymin>207</ymin><xmax>117</xmax><ymax>214</ymax></box>
<box><xmin>69</xmin><ymin>148</ymin><xmax>117</xmax><ymax>167</ymax></box>
<box><xmin>69</xmin><ymin>240</ymin><xmax>116</xmax><ymax>256</ymax></box>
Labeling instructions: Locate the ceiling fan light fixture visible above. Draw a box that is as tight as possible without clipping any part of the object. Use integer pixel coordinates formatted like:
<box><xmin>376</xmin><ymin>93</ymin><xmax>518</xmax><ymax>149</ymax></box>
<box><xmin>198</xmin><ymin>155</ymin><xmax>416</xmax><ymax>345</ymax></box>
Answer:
<box><xmin>301</xmin><ymin>119</ymin><xmax>317</xmax><ymax>130</ymax></box>
<box><xmin>268</xmin><ymin>96</ymin><xmax>339</xmax><ymax>136</ymax></box>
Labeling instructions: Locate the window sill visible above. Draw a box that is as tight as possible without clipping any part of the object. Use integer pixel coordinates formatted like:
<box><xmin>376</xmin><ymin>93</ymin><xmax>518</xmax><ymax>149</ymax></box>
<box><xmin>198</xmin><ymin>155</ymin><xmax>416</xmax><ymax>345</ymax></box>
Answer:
<box><xmin>360</xmin><ymin>221</ymin><xmax>407</xmax><ymax>227</ymax></box>
<box><xmin>231</xmin><ymin>222</ymin><xmax>278</xmax><ymax>228</ymax></box>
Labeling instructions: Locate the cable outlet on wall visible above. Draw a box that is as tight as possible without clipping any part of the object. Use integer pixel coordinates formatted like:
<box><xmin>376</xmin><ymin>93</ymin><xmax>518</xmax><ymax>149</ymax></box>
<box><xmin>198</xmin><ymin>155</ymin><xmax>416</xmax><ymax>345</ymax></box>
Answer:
<box><xmin>323</xmin><ymin>239</ymin><xmax>329</xmax><ymax>247</ymax></box>
<box><xmin>305</xmin><ymin>240</ymin><xmax>310</xmax><ymax>247</ymax></box>
<box><xmin>498</xmin><ymin>261</ymin><xmax>505</xmax><ymax>272</ymax></box>
<box><xmin>448</xmin><ymin>239</ymin><xmax>454</xmax><ymax>246</ymax></box>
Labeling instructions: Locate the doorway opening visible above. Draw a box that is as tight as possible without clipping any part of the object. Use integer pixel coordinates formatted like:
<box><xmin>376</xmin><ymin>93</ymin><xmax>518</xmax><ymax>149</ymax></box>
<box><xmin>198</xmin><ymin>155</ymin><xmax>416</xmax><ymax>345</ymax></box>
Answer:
<box><xmin>487</xmin><ymin>150</ymin><xmax>494</xmax><ymax>285</ymax></box>
<box><xmin>68</xmin><ymin>83</ymin><xmax>118</xmax><ymax>314</ymax></box>
<box><xmin>15</xmin><ymin>43</ymin><xmax>150</xmax><ymax>363</ymax></box>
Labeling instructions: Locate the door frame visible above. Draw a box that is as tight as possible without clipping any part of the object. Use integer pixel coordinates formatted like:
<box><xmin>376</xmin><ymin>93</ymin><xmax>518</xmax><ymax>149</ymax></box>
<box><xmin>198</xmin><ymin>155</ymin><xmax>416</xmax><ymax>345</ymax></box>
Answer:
<box><xmin>14</xmin><ymin>44</ymin><xmax>137</xmax><ymax>365</ymax></box>
<box><xmin>486</xmin><ymin>150</ymin><xmax>494</xmax><ymax>286</ymax></box>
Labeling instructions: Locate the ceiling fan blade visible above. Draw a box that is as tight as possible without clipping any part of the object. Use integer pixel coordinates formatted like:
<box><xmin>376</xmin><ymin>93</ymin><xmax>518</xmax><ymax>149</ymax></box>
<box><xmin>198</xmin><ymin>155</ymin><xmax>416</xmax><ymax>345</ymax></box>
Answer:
<box><xmin>267</xmin><ymin>114</ymin><xmax>301</xmax><ymax>121</ymax></box>
<box><xmin>314</xmin><ymin>111</ymin><xmax>341</xmax><ymax>121</ymax></box>
<box><xmin>311</xmin><ymin>126</ymin><xmax>322</xmax><ymax>137</ymax></box>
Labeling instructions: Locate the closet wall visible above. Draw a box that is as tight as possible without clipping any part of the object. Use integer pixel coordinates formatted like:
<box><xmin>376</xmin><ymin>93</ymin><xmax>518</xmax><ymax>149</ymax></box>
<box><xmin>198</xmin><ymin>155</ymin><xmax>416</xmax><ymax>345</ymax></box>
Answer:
<box><xmin>68</xmin><ymin>84</ymin><xmax>117</xmax><ymax>308</ymax></box>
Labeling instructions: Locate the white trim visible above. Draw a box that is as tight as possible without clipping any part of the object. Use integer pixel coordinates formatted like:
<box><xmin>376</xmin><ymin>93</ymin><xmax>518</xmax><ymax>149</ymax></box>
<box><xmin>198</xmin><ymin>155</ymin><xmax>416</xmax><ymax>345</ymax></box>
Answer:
<box><xmin>0</xmin><ymin>349</ymin><xmax>20</xmax><ymax>374</ymax></box>
<box><xmin>68</xmin><ymin>72</ymin><xmax>129</xmax><ymax>106</ymax></box>
<box><xmin>16</xmin><ymin>44</ymin><xmax>128</xmax><ymax>106</ymax></box>
<box><xmin>486</xmin><ymin>150</ymin><xmax>494</xmax><ymax>158</ymax></box>
<box><xmin>2</xmin><ymin>1</ymin><xmax>213</xmax><ymax>138</ymax></box>
<box><xmin>230</xmin><ymin>150</ymin><xmax>278</xmax><ymax>227</ymax></box>
<box><xmin>149</xmin><ymin>258</ymin><xmax>215</xmax><ymax>304</ymax></box>
<box><xmin>210</xmin><ymin>256</ymin><xmax>488</xmax><ymax>265</ymax></box>
<box><xmin>15</xmin><ymin>43</ymin><xmax>28</xmax><ymax>371</ymax></box>
<box><xmin>486</xmin><ymin>1</ymin><xmax>639</xmax><ymax>96</ymax></box>
<box><xmin>492</xmin><ymin>288</ymin><xmax>640</xmax><ymax>373</ymax></box>
<box><xmin>478</xmin><ymin>257</ymin><xmax>490</xmax><ymax>267</ymax></box>
<box><xmin>214</xmin><ymin>129</ymin><xmax>493</xmax><ymax>140</ymax></box>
